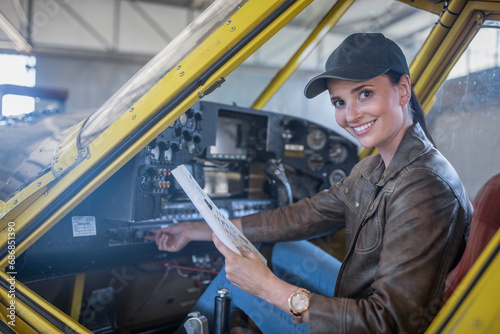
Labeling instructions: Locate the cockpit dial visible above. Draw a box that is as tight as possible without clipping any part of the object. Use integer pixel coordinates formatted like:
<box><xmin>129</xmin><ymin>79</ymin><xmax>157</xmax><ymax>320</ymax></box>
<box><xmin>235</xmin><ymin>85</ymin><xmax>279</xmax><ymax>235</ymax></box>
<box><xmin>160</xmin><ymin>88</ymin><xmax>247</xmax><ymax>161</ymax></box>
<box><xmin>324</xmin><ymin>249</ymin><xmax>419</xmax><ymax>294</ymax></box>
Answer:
<box><xmin>329</xmin><ymin>143</ymin><xmax>349</xmax><ymax>164</ymax></box>
<box><xmin>306</xmin><ymin>128</ymin><xmax>327</xmax><ymax>151</ymax></box>
<box><xmin>178</xmin><ymin>112</ymin><xmax>188</xmax><ymax>126</ymax></box>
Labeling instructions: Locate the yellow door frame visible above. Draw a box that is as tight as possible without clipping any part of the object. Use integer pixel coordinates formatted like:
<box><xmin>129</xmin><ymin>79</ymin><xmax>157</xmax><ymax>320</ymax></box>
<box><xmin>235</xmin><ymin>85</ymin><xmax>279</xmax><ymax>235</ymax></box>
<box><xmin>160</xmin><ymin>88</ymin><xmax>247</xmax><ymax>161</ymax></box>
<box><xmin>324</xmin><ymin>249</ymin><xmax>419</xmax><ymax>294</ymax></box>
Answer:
<box><xmin>0</xmin><ymin>0</ymin><xmax>319</xmax><ymax>331</ymax></box>
<box><xmin>251</xmin><ymin>0</ymin><xmax>356</xmax><ymax>110</ymax></box>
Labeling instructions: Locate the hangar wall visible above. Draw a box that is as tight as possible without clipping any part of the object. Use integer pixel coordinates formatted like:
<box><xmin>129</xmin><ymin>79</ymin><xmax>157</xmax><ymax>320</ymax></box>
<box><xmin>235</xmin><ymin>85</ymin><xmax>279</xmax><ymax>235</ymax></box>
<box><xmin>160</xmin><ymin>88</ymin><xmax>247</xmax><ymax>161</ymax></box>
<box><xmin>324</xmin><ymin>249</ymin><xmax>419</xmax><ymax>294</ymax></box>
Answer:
<box><xmin>33</xmin><ymin>52</ymin><xmax>353</xmax><ymax>143</ymax></box>
<box><xmin>35</xmin><ymin>54</ymin><xmax>145</xmax><ymax>115</ymax></box>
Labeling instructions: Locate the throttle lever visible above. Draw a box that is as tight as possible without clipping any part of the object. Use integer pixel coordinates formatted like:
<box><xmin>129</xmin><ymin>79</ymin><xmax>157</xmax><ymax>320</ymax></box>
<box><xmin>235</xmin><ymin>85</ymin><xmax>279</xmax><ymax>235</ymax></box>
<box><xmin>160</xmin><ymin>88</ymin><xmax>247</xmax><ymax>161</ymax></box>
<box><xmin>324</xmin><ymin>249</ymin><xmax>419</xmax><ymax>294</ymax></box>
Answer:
<box><xmin>183</xmin><ymin>311</ymin><xmax>209</xmax><ymax>334</ymax></box>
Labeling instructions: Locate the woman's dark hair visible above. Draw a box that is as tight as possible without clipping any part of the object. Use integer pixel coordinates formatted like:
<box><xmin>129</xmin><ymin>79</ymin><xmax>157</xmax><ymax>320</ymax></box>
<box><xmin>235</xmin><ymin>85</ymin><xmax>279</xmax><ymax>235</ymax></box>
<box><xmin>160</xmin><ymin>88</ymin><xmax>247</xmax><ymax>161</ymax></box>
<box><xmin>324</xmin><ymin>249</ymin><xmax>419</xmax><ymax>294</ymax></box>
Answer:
<box><xmin>384</xmin><ymin>70</ymin><xmax>435</xmax><ymax>145</ymax></box>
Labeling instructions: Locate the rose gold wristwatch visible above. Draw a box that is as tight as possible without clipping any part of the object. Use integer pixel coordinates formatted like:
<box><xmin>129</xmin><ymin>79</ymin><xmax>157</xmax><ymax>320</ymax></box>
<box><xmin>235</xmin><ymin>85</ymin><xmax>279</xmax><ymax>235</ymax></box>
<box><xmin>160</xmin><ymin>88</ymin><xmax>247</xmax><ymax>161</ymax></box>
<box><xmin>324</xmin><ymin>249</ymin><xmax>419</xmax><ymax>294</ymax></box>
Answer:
<box><xmin>288</xmin><ymin>288</ymin><xmax>311</xmax><ymax>324</ymax></box>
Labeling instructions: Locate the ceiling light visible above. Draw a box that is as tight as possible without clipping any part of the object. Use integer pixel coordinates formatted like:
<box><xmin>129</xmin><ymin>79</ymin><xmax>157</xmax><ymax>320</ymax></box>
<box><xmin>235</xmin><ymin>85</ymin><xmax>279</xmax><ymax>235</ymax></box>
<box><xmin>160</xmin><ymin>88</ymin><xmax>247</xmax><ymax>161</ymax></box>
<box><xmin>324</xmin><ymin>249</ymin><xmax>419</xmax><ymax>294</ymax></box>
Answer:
<box><xmin>484</xmin><ymin>20</ymin><xmax>500</xmax><ymax>28</ymax></box>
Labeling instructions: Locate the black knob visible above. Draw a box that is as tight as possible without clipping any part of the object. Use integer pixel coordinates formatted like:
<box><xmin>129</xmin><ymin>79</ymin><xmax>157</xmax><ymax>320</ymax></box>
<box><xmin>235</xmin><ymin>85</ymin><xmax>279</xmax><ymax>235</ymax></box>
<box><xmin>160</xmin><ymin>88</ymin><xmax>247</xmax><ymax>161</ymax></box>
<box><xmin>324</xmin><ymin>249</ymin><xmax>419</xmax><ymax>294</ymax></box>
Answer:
<box><xmin>193</xmin><ymin>133</ymin><xmax>202</xmax><ymax>143</ymax></box>
<box><xmin>183</xmin><ymin>130</ymin><xmax>192</xmax><ymax>142</ymax></box>
<box><xmin>194</xmin><ymin>111</ymin><xmax>203</xmax><ymax>121</ymax></box>
<box><xmin>170</xmin><ymin>142</ymin><xmax>180</xmax><ymax>151</ymax></box>
<box><xmin>185</xmin><ymin>109</ymin><xmax>194</xmax><ymax>118</ymax></box>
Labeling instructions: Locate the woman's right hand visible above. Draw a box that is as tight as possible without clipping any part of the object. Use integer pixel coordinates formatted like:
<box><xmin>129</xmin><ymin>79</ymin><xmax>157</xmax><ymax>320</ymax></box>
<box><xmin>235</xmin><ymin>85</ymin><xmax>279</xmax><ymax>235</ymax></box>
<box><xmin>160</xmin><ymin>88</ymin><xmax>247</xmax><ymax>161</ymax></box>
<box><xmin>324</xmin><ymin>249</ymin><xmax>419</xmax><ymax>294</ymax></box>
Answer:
<box><xmin>146</xmin><ymin>222</ymin><xmax>212</xmax><ymax>252</ymax></box>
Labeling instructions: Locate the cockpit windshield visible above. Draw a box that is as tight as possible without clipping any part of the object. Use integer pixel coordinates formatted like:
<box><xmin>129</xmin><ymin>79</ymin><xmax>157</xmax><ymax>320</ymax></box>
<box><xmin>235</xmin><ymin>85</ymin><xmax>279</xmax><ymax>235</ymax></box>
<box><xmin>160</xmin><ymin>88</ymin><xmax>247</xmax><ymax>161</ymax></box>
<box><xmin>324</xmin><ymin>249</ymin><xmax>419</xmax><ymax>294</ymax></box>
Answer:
<box><xmin>0</xmin><ymin>0</ymin><xmax>242</xmax><ymax>201</ymax></box>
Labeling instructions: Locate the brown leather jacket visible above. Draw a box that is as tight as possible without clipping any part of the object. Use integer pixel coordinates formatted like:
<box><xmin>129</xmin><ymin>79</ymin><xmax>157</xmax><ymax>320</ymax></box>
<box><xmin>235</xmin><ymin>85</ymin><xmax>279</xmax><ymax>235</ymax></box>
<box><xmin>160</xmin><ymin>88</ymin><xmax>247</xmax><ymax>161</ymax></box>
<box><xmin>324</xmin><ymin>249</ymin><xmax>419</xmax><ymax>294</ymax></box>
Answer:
<box><xmin>241</xmin><ymin>124</ymin><xmax>472</xmax><ymax>333</ymax></box>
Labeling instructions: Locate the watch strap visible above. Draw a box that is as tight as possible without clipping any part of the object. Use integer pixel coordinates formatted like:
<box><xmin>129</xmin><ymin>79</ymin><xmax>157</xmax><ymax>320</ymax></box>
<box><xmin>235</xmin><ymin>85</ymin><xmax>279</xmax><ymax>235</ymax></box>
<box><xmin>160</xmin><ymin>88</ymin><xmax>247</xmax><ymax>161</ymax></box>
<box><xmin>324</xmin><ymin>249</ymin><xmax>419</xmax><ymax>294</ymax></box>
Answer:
<box><xmin>288</xmin><ymin>288</ymin><xmax>311</xmax><ymax>325</ymax></box>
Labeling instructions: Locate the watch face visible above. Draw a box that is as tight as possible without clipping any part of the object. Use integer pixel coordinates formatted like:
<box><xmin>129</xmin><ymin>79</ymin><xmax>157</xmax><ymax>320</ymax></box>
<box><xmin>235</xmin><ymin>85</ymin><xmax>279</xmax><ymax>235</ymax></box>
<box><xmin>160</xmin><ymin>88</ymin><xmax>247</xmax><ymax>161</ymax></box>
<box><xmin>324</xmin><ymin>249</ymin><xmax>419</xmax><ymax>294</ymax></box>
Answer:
<box><xmin>291</xmin><ymin>292</ymin><xmax>309</xmax><ymax>312</ymax></box>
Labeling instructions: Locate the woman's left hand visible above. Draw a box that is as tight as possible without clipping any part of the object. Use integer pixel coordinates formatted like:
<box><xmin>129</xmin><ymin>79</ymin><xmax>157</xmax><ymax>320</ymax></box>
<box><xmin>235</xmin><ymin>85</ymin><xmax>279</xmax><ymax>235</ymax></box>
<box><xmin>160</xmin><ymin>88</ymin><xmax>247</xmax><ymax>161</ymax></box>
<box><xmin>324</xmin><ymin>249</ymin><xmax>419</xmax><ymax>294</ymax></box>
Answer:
<box><xmin>212</xmin><ymin>233</ymin><xmax>277</xmax><ymax>300</ymax></box>
<box><xmin>212</xmin><ymin>234</ymin><xmax>304</xmax><ymax>319</ymax></box>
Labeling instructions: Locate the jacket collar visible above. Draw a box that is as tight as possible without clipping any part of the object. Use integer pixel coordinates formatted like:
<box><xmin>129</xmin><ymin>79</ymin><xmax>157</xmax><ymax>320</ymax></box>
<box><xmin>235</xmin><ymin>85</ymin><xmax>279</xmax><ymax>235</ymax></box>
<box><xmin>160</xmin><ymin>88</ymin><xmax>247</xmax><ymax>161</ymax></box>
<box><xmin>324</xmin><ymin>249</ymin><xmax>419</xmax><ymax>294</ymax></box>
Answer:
<box><xmin>358</xmin><ymin>123</ymin><xmax>433</xmax><ymax>186</ymax></box>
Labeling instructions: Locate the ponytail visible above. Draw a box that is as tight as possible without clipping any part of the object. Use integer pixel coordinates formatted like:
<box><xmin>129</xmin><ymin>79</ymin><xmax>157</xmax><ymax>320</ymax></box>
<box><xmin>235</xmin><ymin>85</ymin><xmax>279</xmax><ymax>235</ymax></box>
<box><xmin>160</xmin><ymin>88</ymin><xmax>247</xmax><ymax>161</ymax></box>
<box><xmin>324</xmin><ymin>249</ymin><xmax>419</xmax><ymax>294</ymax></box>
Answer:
<box><xmin>384</xmin><ymin>70</ymin><xmax>435</xmax><ymax>146</ymax></box>
<box><xmin>409</xmin><ymin>87</ymin><xmax>435</xmax><ymax>145</ymax></box>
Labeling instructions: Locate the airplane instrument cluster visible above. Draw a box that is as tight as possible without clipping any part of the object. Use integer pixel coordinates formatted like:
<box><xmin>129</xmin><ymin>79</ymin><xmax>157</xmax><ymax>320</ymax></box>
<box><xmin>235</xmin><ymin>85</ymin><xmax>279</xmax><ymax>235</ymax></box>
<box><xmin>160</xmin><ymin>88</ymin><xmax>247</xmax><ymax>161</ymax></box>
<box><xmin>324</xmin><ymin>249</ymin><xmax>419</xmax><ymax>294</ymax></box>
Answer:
<box><xmin>17</xmin><ymin>102</ymin><xmax>358</xmax><ymax>280</ymax></box>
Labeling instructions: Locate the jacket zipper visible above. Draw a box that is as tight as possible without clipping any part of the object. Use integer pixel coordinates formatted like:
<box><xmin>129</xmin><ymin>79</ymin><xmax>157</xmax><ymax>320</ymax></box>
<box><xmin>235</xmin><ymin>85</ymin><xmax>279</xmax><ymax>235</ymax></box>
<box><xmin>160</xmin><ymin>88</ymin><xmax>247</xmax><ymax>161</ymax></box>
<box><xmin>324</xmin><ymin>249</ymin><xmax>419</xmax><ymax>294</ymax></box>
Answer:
<box><xmin>333</xmin><ymin>187</ymin><xmax>378</xmax><ymax>297</ymax></box>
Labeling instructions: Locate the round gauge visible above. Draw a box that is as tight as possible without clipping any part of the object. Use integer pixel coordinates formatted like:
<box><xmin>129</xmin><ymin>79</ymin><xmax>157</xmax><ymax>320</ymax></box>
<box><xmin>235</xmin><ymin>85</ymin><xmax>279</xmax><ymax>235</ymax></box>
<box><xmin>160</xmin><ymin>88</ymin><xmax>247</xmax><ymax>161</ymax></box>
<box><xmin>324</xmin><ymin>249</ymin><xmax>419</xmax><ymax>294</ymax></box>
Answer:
<box><xmin>307</xmin><ymin>129</ymin><xmax>327</xmax><ymax>151</ymax></box>
<box><xmin>164</xmin><ymin>147</ymin><xmax>173</xmax><ymax>163</ymax></box>
<box><xmin>329</xmin><ymin>169</ymin><xmax>347</xmax><ymax>186</ymax></box>
<box><xmin>178</xmin><ymin>113</ymin><xmax>188</xmax><ymax>126</ymax></box>
<box><xmin>282</xmin><ymin>119</ymin><xmax>306</xmax><ymax>142</ymax></box>
<box><xmin>308</xmin><ymin>153</ymin><xmax>324</xmax><ymax>172</ymax></box>
<box><xmin>329</xmin><ymin>143</ymin><xmax>349</xmax><ymax>164</ymax></box>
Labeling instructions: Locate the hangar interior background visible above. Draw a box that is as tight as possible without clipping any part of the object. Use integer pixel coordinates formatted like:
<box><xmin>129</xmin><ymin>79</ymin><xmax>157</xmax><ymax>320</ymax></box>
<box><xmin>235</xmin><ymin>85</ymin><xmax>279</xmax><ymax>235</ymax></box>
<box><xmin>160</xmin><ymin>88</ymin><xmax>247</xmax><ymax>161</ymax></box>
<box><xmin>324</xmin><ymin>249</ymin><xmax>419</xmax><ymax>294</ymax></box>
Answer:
<box><xmin>0</xmin><ymin>1</ymin><xmax>499</xmax><ymax>332</ymax></box>
<box><xmin>0</xmin><ymin>0</ymin><xmax>498</xmax><ymax>197</ymax></box>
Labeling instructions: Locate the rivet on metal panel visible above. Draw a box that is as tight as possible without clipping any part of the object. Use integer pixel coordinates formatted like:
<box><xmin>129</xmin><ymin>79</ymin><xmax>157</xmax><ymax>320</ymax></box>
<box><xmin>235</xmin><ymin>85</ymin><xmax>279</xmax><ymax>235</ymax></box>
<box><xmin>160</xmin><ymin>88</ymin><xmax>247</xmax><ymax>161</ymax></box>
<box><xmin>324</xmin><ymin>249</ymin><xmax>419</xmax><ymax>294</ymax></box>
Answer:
<box><xmin>176</xmin><ymin>65</ymin><xmax>181</xmax><ymax>70</ymax></box>
<box><xmin>129</xmin><ymin>107</ymin><xmax>134</xmax><ymax>112</ymax></box>
<box><xmin>37</xmin><ymin>182</ymin><xmax>41</xmax><ymax>187</ymax></box>
<box><xmin>226</xmin><ymin>20</ymin><xmax>231</xmax><ymax>25</ymax></box>
<box><xmin>180</xmin><ymin>71</ymin><xmax>185</xmax><ymax>77</ymax></box>
<box><xmin>132</xmin><ymin>115</ymin><xmax>136</xmax><ymax>120</ymax></box>
<box><xmin>13</xmin><ymin>200</ymin><xmax>17</xmax><ymax>204</ymax></box>
<box><xmin>230</xmin><ymin>27</ymin><xmax>236</xmax><ymax>32</ymax></box>
<box><xmin>470</xmin><ymin>318</ymin><xmax>483</xmax><ymax>329</ymax></box>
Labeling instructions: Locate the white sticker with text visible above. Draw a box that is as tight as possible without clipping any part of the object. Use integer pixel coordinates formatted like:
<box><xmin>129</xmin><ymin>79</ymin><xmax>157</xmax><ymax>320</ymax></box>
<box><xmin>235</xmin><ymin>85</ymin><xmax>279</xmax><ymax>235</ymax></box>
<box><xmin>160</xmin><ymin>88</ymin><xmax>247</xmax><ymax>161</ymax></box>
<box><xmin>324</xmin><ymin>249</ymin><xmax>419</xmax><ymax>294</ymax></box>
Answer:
<box><xmin>72</xmin><ymin>216</ymin><xmax>97</xmax><ymax>237</ymax></box>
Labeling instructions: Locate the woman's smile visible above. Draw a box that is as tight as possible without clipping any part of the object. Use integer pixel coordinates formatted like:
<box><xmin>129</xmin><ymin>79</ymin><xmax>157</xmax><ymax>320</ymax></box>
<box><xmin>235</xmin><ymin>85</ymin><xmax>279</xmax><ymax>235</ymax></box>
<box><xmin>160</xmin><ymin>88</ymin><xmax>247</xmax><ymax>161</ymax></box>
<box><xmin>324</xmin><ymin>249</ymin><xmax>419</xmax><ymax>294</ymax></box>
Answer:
<box><xmin>352</xmin><ymin>120</ymin><xmax>376</xmax><ymax>135</ymax></box>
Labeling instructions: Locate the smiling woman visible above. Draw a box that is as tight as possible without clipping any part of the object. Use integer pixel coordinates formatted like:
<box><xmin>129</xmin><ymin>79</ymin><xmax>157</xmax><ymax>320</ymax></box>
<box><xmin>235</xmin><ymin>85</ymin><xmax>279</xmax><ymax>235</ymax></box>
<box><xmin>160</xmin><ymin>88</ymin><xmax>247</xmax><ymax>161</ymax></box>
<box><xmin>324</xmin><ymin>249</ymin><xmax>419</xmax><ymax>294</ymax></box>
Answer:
<box><xmin>149</xmin><ymin>32</ymin><xmax>472</xmax><ymax>334</ymax></box>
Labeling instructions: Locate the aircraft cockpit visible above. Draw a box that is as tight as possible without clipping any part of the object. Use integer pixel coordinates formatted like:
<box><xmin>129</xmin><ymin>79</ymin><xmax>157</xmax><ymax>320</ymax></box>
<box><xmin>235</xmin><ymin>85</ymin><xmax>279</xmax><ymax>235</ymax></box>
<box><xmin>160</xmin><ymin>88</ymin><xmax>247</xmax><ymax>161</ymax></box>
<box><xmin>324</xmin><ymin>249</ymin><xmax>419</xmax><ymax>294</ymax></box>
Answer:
<box><xmin>1</xmin><ymin>0</ymin><xmax>500</xmax><ymax>333</ymax></box>
<box><xmin>5</xmin><ymin>99</ymin><xmax>357</xmax><ymax>332</ymax></box>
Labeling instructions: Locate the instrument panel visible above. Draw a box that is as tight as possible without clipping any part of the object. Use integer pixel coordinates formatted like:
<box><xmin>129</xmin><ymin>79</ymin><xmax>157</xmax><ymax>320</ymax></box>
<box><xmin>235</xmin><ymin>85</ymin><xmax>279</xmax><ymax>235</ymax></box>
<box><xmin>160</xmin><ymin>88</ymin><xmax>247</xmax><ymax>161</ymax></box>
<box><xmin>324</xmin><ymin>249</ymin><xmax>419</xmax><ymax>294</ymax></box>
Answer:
<box><xmin>17</xmin><ymin>101</ymin><xmax>357</xmax><ymax>280</ymax></box>
<box><xmin>272</xmin><ymin>115</ymin><xmax>356</xmax><ymax>187</ymax></box>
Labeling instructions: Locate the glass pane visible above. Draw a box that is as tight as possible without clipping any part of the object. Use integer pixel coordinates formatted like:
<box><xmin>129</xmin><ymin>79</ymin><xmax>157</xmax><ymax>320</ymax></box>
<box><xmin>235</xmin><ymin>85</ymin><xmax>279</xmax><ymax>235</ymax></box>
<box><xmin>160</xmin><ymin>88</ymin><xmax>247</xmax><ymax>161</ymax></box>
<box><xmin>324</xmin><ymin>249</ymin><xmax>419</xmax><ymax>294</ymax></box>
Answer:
<box><xmin>0</xmin><ymin>0</ymin><xmax>242</xmax><ymax>201</ymax></box>
<box><xmin>79</xmin><ymin>0</ymin><xmax>242</xmax><ymax>148</ymax></box>
<box><xmin>0</xmin><ymin>54</ymin><xmax>36</xmax><ymax>116</ymax></box>
<box><xmin>206</xmin><ymin>0</ymin><xmax>438</xmax><ymax>143</ymax></box>
<box><xmin>2</xmin><ymin>94</ymin><xmax>35</xmax><ymax>115</ymax></box>
<box><xmin>427</xmin><ymin>28</ymin><xmax>500</xmax><ymax>199</ymax></box>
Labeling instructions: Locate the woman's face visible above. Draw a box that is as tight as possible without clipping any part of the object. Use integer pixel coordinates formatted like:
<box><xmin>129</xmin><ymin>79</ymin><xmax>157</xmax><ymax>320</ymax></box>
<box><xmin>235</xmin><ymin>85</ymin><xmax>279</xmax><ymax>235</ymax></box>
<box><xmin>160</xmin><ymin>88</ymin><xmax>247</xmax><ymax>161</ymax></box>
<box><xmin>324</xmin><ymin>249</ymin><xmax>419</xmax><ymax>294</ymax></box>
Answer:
<box><xmin>327</xmin><ymin>74</ymin><xmax>412</xmax><ymax>165</ymax></box>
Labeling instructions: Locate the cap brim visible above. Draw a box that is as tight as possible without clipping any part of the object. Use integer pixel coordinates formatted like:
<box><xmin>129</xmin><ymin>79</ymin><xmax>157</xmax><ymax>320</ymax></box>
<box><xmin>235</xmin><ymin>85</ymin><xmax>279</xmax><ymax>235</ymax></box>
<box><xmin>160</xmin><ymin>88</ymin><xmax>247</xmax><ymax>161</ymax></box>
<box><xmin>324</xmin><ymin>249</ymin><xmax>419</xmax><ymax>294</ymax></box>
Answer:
<box><xmin>304</xmin><ymin>66</ymin><xmax>390</xmax><ymax>99</ymax></box>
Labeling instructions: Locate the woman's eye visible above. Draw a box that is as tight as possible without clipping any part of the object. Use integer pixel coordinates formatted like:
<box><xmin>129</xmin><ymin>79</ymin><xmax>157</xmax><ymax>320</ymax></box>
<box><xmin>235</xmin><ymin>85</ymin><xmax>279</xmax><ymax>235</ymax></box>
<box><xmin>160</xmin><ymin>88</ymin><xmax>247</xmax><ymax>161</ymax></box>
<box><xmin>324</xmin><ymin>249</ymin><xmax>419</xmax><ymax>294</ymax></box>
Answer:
<box><xmin>332</xmin><ymin>100</ymin><xmax>344</xmax><ymax>108</ymax></box>
<box><xmin>360</xmin><ymin>91</ymin><xmax>372</xmax><ymax>99</ymax></box>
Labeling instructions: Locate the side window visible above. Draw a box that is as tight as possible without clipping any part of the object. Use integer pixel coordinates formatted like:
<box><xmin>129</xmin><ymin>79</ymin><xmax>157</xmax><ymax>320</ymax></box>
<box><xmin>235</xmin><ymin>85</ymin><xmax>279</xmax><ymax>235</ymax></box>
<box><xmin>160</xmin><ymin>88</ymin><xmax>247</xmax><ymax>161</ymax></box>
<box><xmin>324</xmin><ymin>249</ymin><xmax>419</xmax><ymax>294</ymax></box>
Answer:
<box><xmin>0</xmin><ymin>54</ymin><xmax>36</xmax><ymax>116</ymax></box>
<box><xmin>427</xmin><ymin>28</ymin><xmax>500</xmax><ymax>199</ymax></box>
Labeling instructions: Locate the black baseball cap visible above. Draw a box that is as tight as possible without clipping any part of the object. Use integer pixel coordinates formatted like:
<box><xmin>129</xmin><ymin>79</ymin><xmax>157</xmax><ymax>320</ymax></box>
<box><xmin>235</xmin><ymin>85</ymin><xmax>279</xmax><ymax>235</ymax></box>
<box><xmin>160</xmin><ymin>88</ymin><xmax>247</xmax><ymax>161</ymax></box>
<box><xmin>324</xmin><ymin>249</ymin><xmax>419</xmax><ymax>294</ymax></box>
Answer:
<box><xmin>304</xmin><ymin>33</ymin><xmax>409</xmax><ymax>99</ymax></box>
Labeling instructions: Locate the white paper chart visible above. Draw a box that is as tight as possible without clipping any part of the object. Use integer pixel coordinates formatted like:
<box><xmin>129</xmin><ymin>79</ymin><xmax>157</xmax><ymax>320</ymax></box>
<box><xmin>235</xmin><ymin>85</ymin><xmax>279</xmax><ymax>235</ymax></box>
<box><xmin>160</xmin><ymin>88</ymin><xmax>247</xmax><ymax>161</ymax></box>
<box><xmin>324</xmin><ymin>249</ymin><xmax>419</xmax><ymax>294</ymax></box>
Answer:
<box><xmin>171</xmin><ymin>165</ymin><xmax>267</xmax><ymax>264</ymax></box>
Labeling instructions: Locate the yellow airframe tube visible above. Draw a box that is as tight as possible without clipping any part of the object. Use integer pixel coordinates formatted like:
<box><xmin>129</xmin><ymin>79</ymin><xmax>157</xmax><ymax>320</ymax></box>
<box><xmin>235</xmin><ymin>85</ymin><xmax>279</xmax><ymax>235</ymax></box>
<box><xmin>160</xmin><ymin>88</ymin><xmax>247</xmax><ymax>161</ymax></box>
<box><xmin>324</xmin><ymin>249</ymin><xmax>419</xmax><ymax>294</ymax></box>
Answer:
<box><xmin>410</xmin><ymin>0</ymin><xmax>469</xmax><ymax>91</ymax></box>
<box><xmin>252</xmin><ymin>0</ymin><xmax>356</xmax><ymax>110</ymax></box>
<box><xmin>0</xmin><ymin>271</ymin><xmax>92</xmax><ymax>333</ymax></box>
<box><xmin>359</xmin><ymin>0</ymin><xmax>469</xmax><ymax>160</ymax></box>
<box><xmin>426</xmin><ymin>228</ymin><xmax>500</xmax><ymax>333</ymax></box>
<box><xmin>0</xmin><ymin>0</ymin><xmax>313</xmax><ymax>262</ymax></box>
<box><xmin>0</xmin><ymin>0</ymin><xmax>317</xmax><ymax>332</ymax></box>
